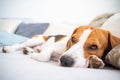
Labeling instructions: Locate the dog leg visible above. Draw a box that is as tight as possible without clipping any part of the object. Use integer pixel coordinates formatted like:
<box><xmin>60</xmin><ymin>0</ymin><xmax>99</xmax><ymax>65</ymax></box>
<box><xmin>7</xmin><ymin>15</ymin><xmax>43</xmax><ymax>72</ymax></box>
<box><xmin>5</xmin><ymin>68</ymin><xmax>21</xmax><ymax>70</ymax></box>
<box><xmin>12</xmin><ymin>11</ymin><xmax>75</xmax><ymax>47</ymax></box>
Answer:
<box><xmin>2</xmin><ymin>37</ymin><xmax>45</xmax><ymax>53</ymax></box>
<box><xmin>23</xmin><ymin>47</ymin><xmax>35</xmax><ymax>55</ymax></box>
<box><xmin>30</xmin><ymin>46</ymin><xmax>54</xmax><ymax>62</ymax></box>
<box><xmin>30</xmin><ymin>37</ymin><xmax>55</xmax><ymax>62</ymax></box>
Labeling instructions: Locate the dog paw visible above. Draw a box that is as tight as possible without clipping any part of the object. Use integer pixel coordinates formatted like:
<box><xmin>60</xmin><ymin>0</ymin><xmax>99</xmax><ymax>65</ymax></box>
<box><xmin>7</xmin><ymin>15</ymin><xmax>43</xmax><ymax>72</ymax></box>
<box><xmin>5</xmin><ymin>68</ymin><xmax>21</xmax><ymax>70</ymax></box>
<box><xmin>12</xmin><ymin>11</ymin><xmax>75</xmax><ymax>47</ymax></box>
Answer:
<box><xmin>33</xmin><ymin>46</ymin><xmax>41</xmax><ymax>53</ymax></box>
<box><xmin>23</xmin><ymin>47</ymin><xmax>34</xmax><ymax>55</ymax></box>
<box><xmin>2</xmin><ymin>46</ymin><xmax>13</xmax><ymax>53</ymax></box>
<box><xmin>89</xmin><ymin>55</ymin><xmax>105</xmax><ymax>69</ymax></box>
<box><xmin>30</xmin><ymin>53</ymin><xmax>50</xmax><ymax>62</ymax></box>
<box><xmin>30</xmin><ymin>53</ymin><xmax>43</xmax><ymax>62</ymax></box>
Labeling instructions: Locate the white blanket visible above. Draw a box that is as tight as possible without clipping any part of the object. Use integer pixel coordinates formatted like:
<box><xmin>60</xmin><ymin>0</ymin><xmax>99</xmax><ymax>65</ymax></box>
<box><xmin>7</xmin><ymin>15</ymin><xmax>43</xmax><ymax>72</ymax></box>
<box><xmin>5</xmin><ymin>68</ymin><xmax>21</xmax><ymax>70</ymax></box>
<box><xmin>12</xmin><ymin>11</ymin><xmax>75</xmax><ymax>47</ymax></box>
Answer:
<box><xmin>0</xmin><ymin>48</ymin><xmax>120</xmax><ymax>80</ymax></box>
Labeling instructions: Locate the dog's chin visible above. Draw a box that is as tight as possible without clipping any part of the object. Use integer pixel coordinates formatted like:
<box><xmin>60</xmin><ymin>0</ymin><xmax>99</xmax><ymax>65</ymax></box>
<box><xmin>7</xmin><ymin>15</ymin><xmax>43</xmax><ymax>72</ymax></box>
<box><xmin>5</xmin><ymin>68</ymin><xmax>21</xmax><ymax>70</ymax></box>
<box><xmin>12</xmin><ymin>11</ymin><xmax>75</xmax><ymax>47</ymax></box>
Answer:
<box><xmin>59</xmin><ymin>60</ymin><xmax>89</xmax><ymax>68</ymax></box>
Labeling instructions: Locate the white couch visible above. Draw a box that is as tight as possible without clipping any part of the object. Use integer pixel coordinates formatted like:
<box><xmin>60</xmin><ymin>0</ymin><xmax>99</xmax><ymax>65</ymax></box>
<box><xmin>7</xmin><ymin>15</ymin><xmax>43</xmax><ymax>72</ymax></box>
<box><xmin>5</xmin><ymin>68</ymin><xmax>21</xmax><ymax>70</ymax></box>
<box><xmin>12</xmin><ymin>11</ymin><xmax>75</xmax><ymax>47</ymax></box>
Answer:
<box><xmin>0</xmin><ymin>13</ymin><xmax>120</xmax><ymax>80</ymax></box>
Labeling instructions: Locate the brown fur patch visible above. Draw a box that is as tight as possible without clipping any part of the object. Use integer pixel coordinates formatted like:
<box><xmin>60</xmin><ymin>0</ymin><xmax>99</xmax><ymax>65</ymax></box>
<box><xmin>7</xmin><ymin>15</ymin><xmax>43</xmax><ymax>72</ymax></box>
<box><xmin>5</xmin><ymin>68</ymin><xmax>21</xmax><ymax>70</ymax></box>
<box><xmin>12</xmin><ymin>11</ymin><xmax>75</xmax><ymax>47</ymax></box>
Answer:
<box><xmin>54</xmin><ymin>35</ymin><xmax>66</xmax><ymax>42</ymax></box>
<box><xmin>43</xmin><ymin>36</ymin><xmax>49</xmax><ymax>41</ymax></box>
<box><xmin>46</xmin><ymin>35</ymin><xmax>66</xmax><ymax>42</ymax></box>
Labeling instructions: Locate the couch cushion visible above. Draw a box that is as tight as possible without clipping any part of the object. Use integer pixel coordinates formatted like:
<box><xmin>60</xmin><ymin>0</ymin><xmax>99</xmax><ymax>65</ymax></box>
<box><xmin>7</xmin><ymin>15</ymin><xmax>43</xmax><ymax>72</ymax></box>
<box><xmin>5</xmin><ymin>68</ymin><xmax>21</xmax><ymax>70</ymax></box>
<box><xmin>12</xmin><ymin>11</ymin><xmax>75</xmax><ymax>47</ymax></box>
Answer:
<box><xmin>0</xmin><ymin>29</ymin><xmax>28</xmax><ymax>47</ymax></box>
<box><xmin>89</xmin><ymin>13</ymin><xmax>114</xmax><ymax>27</ymax></box>
<box><xmin>105</xmin><ymin>44</ymin><xmax>120</xmax><ymax>69</ymax></box>
<box><xmin>101</xmin><ymin>13</ymin><xmax>120</xmax><ymax>37</ymax></box>
<box><xmin>44</xmin><ymin>22</ymin><xmax>77</xmax><ymax>35</ymax></box>
<box><xmin>0</xmin><ymin>19</ymin><xmax>22</xmax><ymax>33</ymax></box>
<box><xmin>15</xmin><ymin>23</ymin><xmax>49</xmax><ymax>38</ymax></box>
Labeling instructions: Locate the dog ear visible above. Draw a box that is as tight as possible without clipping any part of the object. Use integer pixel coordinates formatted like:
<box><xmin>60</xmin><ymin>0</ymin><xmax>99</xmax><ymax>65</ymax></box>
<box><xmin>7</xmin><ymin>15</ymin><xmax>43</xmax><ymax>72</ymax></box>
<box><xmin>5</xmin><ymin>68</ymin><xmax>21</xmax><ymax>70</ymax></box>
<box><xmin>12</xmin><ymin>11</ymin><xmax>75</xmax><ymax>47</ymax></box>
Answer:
<box><xmin>66</xmin><ymin>27</ymin><xmax>81</xmax><ymax>50</ymax></box>
<box><xmin>66</xmin><ymin>39</ymin><xmax>72</xmax><ymax>50</ymax></box>
<box><xmin>105</xmin><ymin>31</ymin><xmax>120</xmax><ymax>54</ymax></box>
<box><xmin>108</xmin><ymin>32</ymin><xmax>120</xmax><ymax>48</ymax></box>
<box><xmin>66</xmin><ymin>28</ymin><xmax>78</xmax><ymax>50</ymax></box>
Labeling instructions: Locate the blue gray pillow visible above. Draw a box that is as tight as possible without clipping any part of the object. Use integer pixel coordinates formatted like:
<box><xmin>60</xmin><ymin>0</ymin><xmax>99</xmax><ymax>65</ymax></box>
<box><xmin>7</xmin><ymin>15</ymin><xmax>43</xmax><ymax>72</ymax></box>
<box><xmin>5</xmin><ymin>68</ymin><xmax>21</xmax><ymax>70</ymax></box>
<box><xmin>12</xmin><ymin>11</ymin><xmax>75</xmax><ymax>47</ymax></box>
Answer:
<box><xmin>0</xmin><ymin>29</ymin><xmax>28</xmax><ymax>47</ymax></box>
<box><xmin>15</xmin><ymin>23</ymin><xmax>49</xmax><ymax>38</ymax></box>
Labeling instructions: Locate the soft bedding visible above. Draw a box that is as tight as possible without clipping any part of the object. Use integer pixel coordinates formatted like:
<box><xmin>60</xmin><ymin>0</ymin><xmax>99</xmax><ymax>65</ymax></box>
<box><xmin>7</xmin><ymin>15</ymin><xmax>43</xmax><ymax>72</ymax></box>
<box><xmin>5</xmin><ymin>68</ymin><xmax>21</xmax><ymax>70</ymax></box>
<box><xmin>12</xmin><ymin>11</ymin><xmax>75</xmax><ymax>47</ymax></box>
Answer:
<box><xmin>0</xmin><ymin>22</ymin><xmax>49</xmax><ymax>47</ymax></box>
<box><xmin>0</xmin><ymin>29</ymin><xmax>28</xmax><ymax>47</ymax></box>
<box><xmin>0</xmin><ymin>50</ymin><xmax>120</xmax><ymax>80</ymax></box>
<box><xmin>0</xmin><ymin>19</ymin><xmax>22</xmax><ymax>33</ymax></box>
<box><xmin>15</xmin><ymin>23</ymin><xmax>49</xmax><ymax>38</ymax></box>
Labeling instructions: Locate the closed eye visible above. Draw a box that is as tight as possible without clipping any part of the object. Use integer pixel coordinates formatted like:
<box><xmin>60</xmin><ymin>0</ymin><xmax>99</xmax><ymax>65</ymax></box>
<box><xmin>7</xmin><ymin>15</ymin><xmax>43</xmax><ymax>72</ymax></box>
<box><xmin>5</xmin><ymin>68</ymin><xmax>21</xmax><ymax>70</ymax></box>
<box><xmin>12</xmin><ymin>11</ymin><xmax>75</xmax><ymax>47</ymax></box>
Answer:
<box><xmin>88</xmin><ymin>44</ymin><xmax>98</xmax><ymax>50</ymax></box>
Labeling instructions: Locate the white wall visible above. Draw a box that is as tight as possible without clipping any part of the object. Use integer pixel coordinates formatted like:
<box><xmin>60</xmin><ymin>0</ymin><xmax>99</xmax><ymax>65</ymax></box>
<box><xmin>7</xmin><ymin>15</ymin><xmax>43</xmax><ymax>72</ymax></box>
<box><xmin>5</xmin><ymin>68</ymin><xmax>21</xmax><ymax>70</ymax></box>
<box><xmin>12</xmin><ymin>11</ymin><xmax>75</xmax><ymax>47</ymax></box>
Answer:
<box><xmin>0</xmin><ymin>0</ymin><xmax>120</xmax><ymax>25</ymax></box>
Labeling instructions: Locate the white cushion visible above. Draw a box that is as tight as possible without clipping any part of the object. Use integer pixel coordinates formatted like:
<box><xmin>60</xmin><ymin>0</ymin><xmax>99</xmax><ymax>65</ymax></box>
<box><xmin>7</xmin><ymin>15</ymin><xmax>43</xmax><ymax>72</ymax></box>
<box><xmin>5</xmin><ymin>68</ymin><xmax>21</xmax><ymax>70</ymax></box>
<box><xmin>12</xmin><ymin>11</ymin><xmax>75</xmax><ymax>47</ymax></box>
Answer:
<box><xmin>101</xmin><ymin>13</ymin><xmax>120</xmax><ymax>37</ymax></box>
<box><xmin>89</xmin><ymin>13</ymin><xmax>114</xmax><ymax>27</ymax></box>
<box><xmin>0</xmin><ymin>51</ymin><xmax>119</xmax><ymax>80</ymax></box>
<box><xmin>44</xmin><ymin>22</ymin><xmax>77</xmax><ymax>36</ymax></box>
<box><xmin>0</xmin><ymin>19</ymin><xmax>22</xmax><ymax>33</ymax></box>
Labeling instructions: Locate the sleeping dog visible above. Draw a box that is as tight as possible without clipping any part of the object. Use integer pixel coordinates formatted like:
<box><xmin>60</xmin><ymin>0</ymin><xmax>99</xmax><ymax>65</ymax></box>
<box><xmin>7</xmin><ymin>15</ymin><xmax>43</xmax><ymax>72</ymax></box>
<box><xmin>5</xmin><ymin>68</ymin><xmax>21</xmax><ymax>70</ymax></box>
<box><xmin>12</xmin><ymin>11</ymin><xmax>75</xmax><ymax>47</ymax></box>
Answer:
<box><xmin>2</xmin><ymin>26</ymin><xmax>120</xmax><ymax>68</ymax></box>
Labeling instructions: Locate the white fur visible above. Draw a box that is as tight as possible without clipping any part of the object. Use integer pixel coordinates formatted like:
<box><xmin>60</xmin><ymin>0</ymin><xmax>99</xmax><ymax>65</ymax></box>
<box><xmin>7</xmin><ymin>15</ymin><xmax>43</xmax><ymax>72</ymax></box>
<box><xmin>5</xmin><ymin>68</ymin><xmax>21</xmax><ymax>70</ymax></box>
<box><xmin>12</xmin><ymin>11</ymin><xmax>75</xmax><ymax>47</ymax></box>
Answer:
<box><xmin>61</xmin><ymin>29</ymin><xmax>92</xmax><ymax>67</ymax></box>
<box><xmin>30</xmin><ymin>37</ymin><xmax>55</xmax><ymax>61</ymax></box>
<box><xmin>31</xmin><ymin>36</ymin><xmax>69</xmax><ymax>62</ymax></box>
<box><xmin>3</xmin><ymin>34</ymin><xmax>69</xmax><ymax>62</ymax></box>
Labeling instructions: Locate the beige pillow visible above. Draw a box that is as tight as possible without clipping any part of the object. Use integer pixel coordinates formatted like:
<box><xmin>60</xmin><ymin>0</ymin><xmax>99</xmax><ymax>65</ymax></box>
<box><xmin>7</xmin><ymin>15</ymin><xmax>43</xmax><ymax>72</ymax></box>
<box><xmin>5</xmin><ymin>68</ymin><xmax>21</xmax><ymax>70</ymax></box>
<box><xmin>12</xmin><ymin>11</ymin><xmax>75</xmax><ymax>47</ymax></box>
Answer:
<box><xmin>0</xmin><ymin>19</ymin><xmax>22</xmax><ymax>33</ymax></box>
<box><xmin>89</xmin><ymin>13</ymin><xmax>114</xmax><ymax>27</ymax></box>
<box><xmin>101</xmin><ymin>13</ymin><xmax>120</xmax><ymax>37</ymax></box>
<box><xmin>105</xmin><ymin>44</ymin><xmax>120</xmax><ymax>69</ymax></box>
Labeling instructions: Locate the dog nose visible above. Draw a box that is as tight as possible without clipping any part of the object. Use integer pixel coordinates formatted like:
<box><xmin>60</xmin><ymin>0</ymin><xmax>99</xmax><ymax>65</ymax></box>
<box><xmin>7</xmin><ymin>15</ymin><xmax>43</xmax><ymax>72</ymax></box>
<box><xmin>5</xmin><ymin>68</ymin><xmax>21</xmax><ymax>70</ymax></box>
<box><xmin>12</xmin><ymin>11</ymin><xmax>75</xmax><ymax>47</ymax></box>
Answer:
<box><xmin>60</xmin><ymin>56</ymin><xmax>74</xmax><ymax>67</ymax></box>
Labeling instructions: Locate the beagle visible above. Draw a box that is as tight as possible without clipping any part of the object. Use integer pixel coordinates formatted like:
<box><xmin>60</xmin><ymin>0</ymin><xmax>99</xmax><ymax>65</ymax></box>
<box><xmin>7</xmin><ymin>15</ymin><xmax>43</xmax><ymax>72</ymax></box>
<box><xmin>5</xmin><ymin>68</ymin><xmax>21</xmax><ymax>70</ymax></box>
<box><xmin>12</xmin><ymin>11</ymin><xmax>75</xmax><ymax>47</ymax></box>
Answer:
<box><xmin>2</xmin><ymin>26</ymin><xmax>120</xmax><ymax>68</ymax></box>
<box><xmin>60</xmin><ymin>26</ymin><xmax>120</xmax><ymax>68</ymax></box>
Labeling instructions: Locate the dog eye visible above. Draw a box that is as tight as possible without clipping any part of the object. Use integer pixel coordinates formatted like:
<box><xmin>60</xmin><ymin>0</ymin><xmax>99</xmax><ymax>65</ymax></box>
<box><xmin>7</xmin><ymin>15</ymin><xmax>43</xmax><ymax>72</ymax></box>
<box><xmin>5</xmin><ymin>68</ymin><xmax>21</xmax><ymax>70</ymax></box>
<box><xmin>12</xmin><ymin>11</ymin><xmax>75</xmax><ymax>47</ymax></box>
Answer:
<box><xmin>88</xmin><ymin>44</ymin><xmax>98</xmax><ymax>50</ymax></box>
<box><xmin>71</xmin><ymin>37</ymin><xmax>77</xmax><ymax>43</ymax></box>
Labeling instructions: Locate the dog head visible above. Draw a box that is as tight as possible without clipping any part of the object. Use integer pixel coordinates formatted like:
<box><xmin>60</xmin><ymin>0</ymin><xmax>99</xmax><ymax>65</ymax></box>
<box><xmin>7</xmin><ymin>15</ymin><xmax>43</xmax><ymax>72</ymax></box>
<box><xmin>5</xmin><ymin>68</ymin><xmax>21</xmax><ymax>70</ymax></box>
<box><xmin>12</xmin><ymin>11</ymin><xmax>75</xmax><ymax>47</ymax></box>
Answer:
<box><xmin>60</xmin><ymin>26</ymin><xmax>120</xmax><ymax>68</ymax></box>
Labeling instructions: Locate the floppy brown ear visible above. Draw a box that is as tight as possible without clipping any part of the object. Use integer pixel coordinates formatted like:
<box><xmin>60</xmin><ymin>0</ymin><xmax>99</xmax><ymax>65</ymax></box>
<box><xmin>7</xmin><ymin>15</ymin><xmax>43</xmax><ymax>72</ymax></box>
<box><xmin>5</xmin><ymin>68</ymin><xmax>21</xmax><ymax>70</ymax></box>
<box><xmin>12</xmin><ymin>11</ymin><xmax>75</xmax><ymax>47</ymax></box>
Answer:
<box><xmin>66</xmin><ymin>40</ymin><xmax>72</xmax><ymax>50</ymax></box>
<box><xmin>100</xmin><ymin>30</ymin><xmax>120</xmax><ymax>60</ymax></box>
<box><xmin>66</xmin><ymin>27</ymin><xmax>78</xmax><ymax>50</ymax></box>
<box><xmin>105</xmin><ymin>32</ymin><xmax>120</xmax><ymax>53</ymax></box>
<box><xmin>108</xmin><ymin>32</ymin><xmax>120</xmax><ymax>48</ymax></box>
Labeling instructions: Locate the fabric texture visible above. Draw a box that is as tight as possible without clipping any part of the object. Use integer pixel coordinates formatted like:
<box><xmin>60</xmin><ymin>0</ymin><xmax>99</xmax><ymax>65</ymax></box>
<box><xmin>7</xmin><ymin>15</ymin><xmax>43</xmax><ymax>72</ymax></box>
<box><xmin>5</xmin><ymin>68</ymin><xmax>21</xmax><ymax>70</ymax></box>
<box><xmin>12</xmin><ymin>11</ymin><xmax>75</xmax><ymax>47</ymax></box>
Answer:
<box><xmin>44</xmin><ymin>22</ymin><xmax>76</xmax><ymax>35</ymax></box>
<box><xmin>101</xmin><ymin>13</ymin><xmax>120</xmax><ymax>37</ymax></box>
<box><xmin>88</xmin><ymin>13</ymin><xmax>114</xmax><ymax>27</ymax></box>
<box><xmin>15</xmin><ymin>23</ymin><xmax>49</xmax><ymax>38</ymax></box>
<box><xmin>0</xmin><ymin>50</ymin><xmax>120</xmax><ymax>80</ymax></box>
<box><xmin>0</xmin><ymin>19</ymin><xmax>22</xmax><ymax>33</ymax></box>
<box><xmin>0</xmin><ymin>29</ymin><xmax>28</xmax><ymax>47</ymax></box>
<box><xmin>105</xmin><ymin>44</ymin><xmax>120</xmax><ymax>69</ymax></box>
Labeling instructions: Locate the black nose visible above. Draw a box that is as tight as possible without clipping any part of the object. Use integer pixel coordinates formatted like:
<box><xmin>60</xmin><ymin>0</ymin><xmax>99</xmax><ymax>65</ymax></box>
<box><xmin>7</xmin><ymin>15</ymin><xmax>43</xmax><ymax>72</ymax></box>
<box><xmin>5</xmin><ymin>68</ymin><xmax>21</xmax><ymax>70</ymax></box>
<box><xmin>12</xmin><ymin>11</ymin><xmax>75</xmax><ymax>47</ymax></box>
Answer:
<box><xmin>60</xmin><ymin>56</ymin><xmax>74</xmax><ymax>67</ymax></box>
